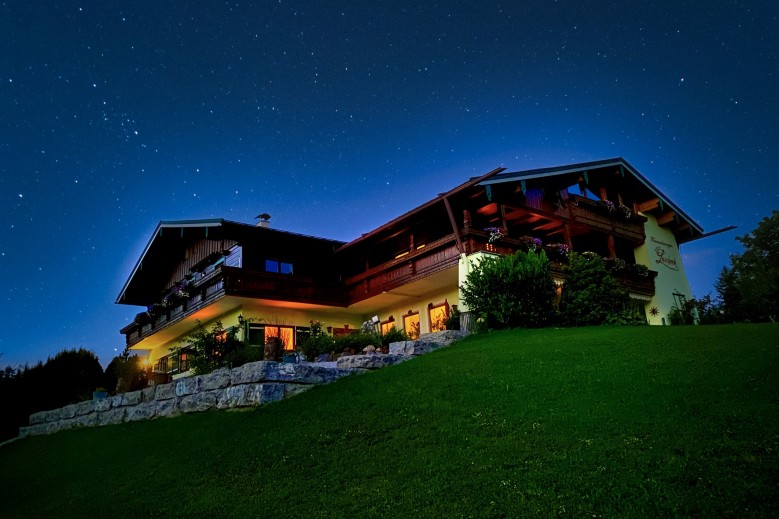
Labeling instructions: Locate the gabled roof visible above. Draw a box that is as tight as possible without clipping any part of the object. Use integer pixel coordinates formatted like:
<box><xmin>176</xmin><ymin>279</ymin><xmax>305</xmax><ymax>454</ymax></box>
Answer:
<box><xmin>482</xmin><ymin>157</ymin><xmax>704</xmax><ymax>239</ymax></box>
<box><xmin>116</xmin><ymin>219</ymin><xmax>344</xmax><ymax>306</ymax></box>
<box><xmin>336</xmin><ymin>166</ymin><xmax>506</xmax><ymax>252</ymax></box>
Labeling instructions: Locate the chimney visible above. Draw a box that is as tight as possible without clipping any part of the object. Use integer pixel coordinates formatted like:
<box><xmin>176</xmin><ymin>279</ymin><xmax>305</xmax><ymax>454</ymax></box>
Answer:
<box><xmin>256</xmin><ymin>213</ymin><xmax>271</xmax><ymax>228</ymax></box>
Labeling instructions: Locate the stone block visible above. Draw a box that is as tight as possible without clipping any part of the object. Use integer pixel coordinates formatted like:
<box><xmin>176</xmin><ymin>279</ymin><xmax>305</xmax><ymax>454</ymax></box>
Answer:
<box><xmin>418</xmin><ymin>329</ymin><xmax>468</xmax><ymax>344</ymax></box>
<box><xmin>284</xmin><ymin>384</ymin><xmax>314</xmax><ymax>398</ymax></box>
<box><xmin>125</xmin><ymin>402</ymin><xmax>157</xmax><ymax>422</ymax></box>
<box><xmin>202</xmin><ymin>368</ymin><xmax>231</xmax><ymax>390</ymax></box>
<box><xmin>73</xmin><ymin>400</ymin><xmax>95</xmax><ymax>416</ymax></box>
<box><xmin>155</xmin><ymin>382</ymin><xmax>175</xmax><ymax>400</ymax></box>
<box><xmin>264</xmin><ymin>363</ymin><xmax>344</xmax><ymax>384</ymax></box>
<box><xmin>336</xmin><ymin>354</ymin><xmax>406</xmax><ymax>370</ymax></box>
<box><xmin>230</xmin><ymin>361</ymin><xmax>270</xmax><ymax>385</ymax></box>
<box><xmin>58</xmin><ymin>417</ymin><xmax>77</xmax><ymax>432</ymax></box>
<box><xmin>110</xmin><ymin>395</ymin><xmax>123</xmax><ymax>408</ymax></box>
<box><xmin>73</xmin><ymin>412</ymin><xmax>98</xmax><ymax>428</ymax></box>
<box><xmin>60</xmin><ymin>403</ymin><xmax>78</xmax><ymax>419</ymax></box>
<box><xmin>94</xmin><ymin>397</ymin><xmax>112</xmax><ymax>412</ymax></box>
<box><xmin>29</xmin><ymin>408</ymin><xmax>60</xmax><ymax>425</ymax></box>
<box><xmin>175</xmin><ymin>376</ymin><xmax>201</xmax><ymax>397</ymax></box>
<box><xmin>121</xmin><ymin>390</ymin><xmax>142</xmax><ymax>406</ymax></box>
<box><xmin>142</xmin><ymin>386</ymin><xmax>156</xmax><ymax>402</ymax></box>
<box><xmin>179</xmin><ymin>390</ymin><xmax>218</xmax><ymax>413</ymax></box>
<box><xmin>156</xmin><ymin>398</ymin><xmax>179</xmax><ymax>418</ymax></box>
<box><xmin>98</xmin><ymin>407</ymin><xmax>126</xmax><ymax>426</ymax></box>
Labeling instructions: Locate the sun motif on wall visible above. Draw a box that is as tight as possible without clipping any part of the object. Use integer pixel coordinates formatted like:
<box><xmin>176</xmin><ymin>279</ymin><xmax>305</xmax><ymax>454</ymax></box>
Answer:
<box><xmin>649</xmin><ymin>306</ymin><xmax>660</xmax><ymax>317</ymax></box>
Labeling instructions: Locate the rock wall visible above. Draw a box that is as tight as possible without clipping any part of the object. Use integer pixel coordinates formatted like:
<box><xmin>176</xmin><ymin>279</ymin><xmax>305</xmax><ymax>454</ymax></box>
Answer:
<box><xmin>20</xmin><ymin>330</ymin><xmax>468</xmax><ymax>438</ymax></box>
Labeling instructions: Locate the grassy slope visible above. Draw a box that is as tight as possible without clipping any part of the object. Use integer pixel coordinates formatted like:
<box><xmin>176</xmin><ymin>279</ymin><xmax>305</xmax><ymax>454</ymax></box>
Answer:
<box><xmin>1</xmin><ymin>324</ymin><xmax>778</xmax><ymax>518</ymax></box>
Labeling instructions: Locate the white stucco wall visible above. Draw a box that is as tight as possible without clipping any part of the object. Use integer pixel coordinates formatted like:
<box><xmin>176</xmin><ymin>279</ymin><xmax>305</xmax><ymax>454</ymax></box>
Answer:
<box><xmin>634</xmin><ymin>214</ymin><xmax>694</xmax><ymax>325</ymax></box>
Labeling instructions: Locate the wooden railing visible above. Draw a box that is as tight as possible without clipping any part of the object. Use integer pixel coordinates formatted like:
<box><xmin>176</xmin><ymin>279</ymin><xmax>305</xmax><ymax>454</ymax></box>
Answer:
<box><xmin>345</xmin><ymin>236</ymin><xmax>461</xmax><ymax>304</ymax></box>
<box><xmin>122</xmin><ymin>266</ymin><xmax>345</xmax><ymax>347</ymax></box>
<box><xmin>568</xmin><ymin>195</ymin><xmax>646</xmax><ymax>243</ymax></box>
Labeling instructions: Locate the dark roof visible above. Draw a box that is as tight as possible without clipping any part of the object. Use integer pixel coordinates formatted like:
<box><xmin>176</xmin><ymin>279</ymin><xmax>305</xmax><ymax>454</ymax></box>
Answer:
<box><xmin>335</xmin><ymin>167</ymin><xmax>506</xmax><ymax>252</ymax></box>
<box><xmin>116</xmin><ymin>219</ymin><xmax>344</xmax><ymax>305</ymax></box>
<box><xmin>482</xmin><ymin>157</ymin><xmax>704</xmax><ymax>235</ymax></box>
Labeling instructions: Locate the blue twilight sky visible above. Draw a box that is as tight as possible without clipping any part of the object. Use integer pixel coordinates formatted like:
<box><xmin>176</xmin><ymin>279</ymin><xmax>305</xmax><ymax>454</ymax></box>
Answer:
<box><xmin>1</xmin><ymin>1</ymin><xmax>777</xmax><ymax>368</ymax></box>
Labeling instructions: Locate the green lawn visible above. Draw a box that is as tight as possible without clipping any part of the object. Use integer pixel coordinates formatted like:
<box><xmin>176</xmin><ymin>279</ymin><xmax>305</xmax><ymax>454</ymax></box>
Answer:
<box><xmin>1</xmin><ymin>324</ymin><xmax>778</xmax><ymax>518</ymax></box>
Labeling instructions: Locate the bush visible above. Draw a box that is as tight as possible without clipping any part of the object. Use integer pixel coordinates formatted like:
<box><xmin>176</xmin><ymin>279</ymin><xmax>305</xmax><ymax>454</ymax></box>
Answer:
<box><xmin>444</xmin><ymin>308</ymin><xmax>461</xmax><ymax>330</ymax></box>
<box><xmin>669</xmin><ymin>295</ymin><xmax>723</xmax><ymax>325</ymax></box>
<box><xmin>380</xmin><ymin>327</ymin><xmax>409</xmax><ymax>347</ymax></box>
<box><xmin>177</xmin><ymin>320</ymin><xmax>256</xmax><ymax>374</ymax></box>
<box><xmin>460</xmin><ymin>250</ymin><xmax>556</xmax><ymax>329</ymax></box>
<box><xmin>560</xmin><ymin>252</ymin><xmax>637</xmax><ymax>326</ymax></box>
<box><xmin>334</xmin><ymin>332</ymin><xmax>381</xmax><ymax>354</ymax></box>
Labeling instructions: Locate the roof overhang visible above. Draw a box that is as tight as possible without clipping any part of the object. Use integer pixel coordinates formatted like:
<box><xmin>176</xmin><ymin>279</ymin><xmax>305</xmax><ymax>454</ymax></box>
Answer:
<box><xmin>481</xmin><ymin>157</ymin><xmax>704</xmax><ymax>241</ymax></box>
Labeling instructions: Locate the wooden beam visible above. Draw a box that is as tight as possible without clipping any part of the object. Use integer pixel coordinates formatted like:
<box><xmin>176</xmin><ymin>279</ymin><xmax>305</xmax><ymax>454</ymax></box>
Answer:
<box><xmin>656</xmin><ymin>211</ymin><xmax>677</xmax><ymax>225</ymax></box>
<box><xmin>442</xmin><ymin>196</ymin><xmax>464</xmax><ymax>254</ymax></box>
<box><xmin>533</xmin><ymin>221</ymin><xmax>564</xmax><ymax>231</ymax></box>
<box><xmin>635</xmin><ymin>198</ymin><xmax>660</xmax><ymax>213</ymax></box>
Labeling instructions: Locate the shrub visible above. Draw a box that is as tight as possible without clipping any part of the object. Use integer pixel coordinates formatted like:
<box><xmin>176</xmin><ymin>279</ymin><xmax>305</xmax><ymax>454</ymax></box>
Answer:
<box><xmin>176</xmin><ymin>320</ymin><xmax>256</xmax><ymax>374</ymax></box>
<box><xmin>444</xmin><ymin>307</ymin><xmax>461</xmax><ymax>330</ymax></box>
<box><xmin>299</xmin><ymin>320</ymin><xmax>335</xmax><ymax>361</ymax></box>
<box><xmin>460</xmin><ymin>250</ymin><xmax>556</xmax><ymax>329</ymax></box>
<box><xmin>334</xmin><ymin>332</ymin><xmax>381</xmax><ymax>354</ymax></box>
<box><xmin>380</xmin><ymin>327</ymin><xmax>409</xmax><ymax>347</ymax></box>
<box><xmin>560</xmin><ymin>252</ymin><xmax>638</xmax><ymax>326</ymax></box>
<box><xmin>300</xmin><ymin>335</ymin><xmax>335</xmax><ymax>360</ymax></box>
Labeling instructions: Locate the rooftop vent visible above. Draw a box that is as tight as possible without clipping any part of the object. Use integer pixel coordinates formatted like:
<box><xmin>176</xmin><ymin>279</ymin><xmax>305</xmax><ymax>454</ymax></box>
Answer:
<box><xmin>256</xmin><ymin>213</ymin><xmax>271</xmax><ymax>228</ymax></box>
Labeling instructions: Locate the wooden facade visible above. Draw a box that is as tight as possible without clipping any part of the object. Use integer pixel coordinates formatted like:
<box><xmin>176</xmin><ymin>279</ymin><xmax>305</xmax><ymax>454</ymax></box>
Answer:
<box><xmin>118</xmin><ymin>158</ymin><xmax>703</xmax><ymax>348</ymax></box>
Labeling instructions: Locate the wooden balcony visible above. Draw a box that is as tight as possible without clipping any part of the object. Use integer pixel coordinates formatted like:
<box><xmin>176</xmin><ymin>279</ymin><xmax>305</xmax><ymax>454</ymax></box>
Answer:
<box><xmin>345</xmin><ymin>234</ymin><xmax>461</xmax><ymax>304</ymax></box>
<box><xmin>121</xmin><ymin>265</ymin><xmax>346</xmax><ymax>348</ymax></box>
<box><xmin>568</xmin><ymin>195</ymin><xmax>646</xmax><ymax>243</ymax></box>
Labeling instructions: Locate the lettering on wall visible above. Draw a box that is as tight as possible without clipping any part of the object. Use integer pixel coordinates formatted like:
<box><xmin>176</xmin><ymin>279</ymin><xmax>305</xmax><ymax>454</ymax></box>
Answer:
<box><xmin>650</xmin><ymin>236</ymin><xmax>679</xmax><ymax>271</ymax></box>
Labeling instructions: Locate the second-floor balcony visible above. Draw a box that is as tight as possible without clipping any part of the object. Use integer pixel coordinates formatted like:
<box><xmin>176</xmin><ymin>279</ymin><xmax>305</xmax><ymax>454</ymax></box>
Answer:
<box><xmin>121</xmin><ymin>265</ymin><xmax>346</xmax><ymax>348</ymax></box>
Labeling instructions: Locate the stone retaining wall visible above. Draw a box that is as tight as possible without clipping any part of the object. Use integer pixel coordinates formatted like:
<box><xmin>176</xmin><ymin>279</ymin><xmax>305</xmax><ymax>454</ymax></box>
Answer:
<box><xmin>19</xmin><ymin>330</ymin><xmax>468</xmax><ymax>438</ymax></box>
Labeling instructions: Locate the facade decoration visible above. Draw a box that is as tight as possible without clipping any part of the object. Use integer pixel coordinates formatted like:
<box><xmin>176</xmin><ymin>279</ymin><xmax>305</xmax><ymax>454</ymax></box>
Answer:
<box><xmin>116</xmin><ymin>158</ymin><xmax>706</xmax><ymax>379</ymax></box>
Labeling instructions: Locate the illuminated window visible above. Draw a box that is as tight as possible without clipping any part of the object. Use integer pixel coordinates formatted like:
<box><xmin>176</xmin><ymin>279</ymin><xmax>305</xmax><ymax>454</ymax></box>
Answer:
<box><xmin>428</xmin><ymin>300</ymin><xmax>450</xmax><ymax>333</ymax></box>
<box><xmin>403</xmin><ymin>312</ymin><xmax>420</xmax><ymax>339</ymax></box>
<box><xmin>264</xmin><ymin>325</ymin><xmax>295</xmax><ymax>351</ymax></box>
<box><xmin>380</xmin><ymin>316</ymin><xmax>395</xmax><ymax>335</ymax></box>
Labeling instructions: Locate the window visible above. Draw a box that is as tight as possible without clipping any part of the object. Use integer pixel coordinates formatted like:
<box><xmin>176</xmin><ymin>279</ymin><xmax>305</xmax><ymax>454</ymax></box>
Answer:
<box><xmin>264</xmin><ymin>325</ymin><xmax>295</xmax><ymax>351</ymax></box>
<box><xmin>265</xmin><ymin>259</ymin><xmax>293</xmax><ymax>274</ymax></box>
<box><xmin>380</xmin><ymin>316</ymin><xmax>395</xmax><ymax>335</ymax></box>
<box><xmin>403</xmin><ymin>311</ymin><xmax>420</xmax><ymax>339</ymax></box>
<box><xmin>247</xmin><ymin>323</ymin><xmax>265</xmax><ymax>346</ymax></box>
<box><xmin>428</xmin><ymin>300</ymin><xmax>450</xmax><ymax>333</ymax></box>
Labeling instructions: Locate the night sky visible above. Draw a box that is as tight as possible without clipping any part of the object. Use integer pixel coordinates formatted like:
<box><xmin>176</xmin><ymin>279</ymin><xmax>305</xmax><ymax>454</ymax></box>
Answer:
<box><xmin>2</xmin><ymin>1</ymin><xmax>777</xmax><ymax>368</ymax></box>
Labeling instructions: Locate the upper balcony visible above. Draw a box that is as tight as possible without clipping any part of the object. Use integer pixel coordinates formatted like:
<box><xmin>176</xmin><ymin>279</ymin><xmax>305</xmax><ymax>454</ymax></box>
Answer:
<box><xmin>121</xmin><ymin>265</ymin><xmax>346</xmax><ymax>348</ymax></box>
<box><xmin>343</xmin><ymin>234</ymin><xmax>461</xmax><ymax>304</ymax></box>
<box><xmin>567</xmin><ymin>195</ymin><xmax>647</xmax><ymax>244</ymax></box>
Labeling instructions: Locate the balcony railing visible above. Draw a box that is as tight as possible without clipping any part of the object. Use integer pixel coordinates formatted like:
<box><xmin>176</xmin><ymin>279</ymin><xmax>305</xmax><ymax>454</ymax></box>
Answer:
<box><xmin>122</xmin><ymin>265</ymin><xmax>345</xmax><ymax>347</ymax></box>
<box><xmin>568</xmin><ymin>195</ymin><xmax>646</xmax><ymax>243</ymax></box>
<box><xmin>344</xmin><ymin>235</ymin><xmax>461</xmax><ymax>304</ymax></box>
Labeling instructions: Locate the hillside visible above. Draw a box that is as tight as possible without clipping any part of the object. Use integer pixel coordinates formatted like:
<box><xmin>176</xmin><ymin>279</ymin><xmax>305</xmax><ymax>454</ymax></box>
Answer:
<box><xmin>1</xmin><ymin>324</ymin><xmax>778</xmax><ymax>518</ymax></box>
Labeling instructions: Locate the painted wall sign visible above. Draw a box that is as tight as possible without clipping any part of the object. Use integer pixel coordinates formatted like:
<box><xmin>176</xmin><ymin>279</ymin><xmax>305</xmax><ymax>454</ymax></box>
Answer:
<box><xmin>650</xmin><ymin>236</ymin><xmax>679</xmax><ymax>271</ymax></box>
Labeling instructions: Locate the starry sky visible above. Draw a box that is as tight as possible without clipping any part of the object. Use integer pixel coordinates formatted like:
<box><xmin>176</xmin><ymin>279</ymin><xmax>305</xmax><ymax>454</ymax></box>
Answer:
<box><xmin>1</xmin><ymin>1</ymin><xmax>777</xmax><ymax>368</ymax></box>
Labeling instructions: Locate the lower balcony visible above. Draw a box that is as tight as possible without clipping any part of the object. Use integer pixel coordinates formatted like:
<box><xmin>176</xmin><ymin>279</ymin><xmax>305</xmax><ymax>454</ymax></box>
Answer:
<box><xmin>121</xmin><ymin>266</ymin><xmax>345</xmax><ymax>348</ymax></box>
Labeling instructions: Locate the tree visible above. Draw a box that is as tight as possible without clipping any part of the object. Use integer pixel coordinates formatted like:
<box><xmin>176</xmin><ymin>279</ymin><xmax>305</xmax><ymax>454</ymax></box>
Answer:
<box><xmin>716</xmin><ymin>210</ymin><xmax>779</xmax><ymax>322</ymax></box>
<box><xmin>559</xmin><ymin>252</ymin><xmax>639</xmax><ymax>326</ymax></box>
<box><xmin>460</xmin><ymin>250</ymin><xmax>556</xmax><ymax>329</ymax></box>
<box><xmin>103</xmin><ymin>349</ymin><xmax>148</xmax><ymax>394</ymax></box>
